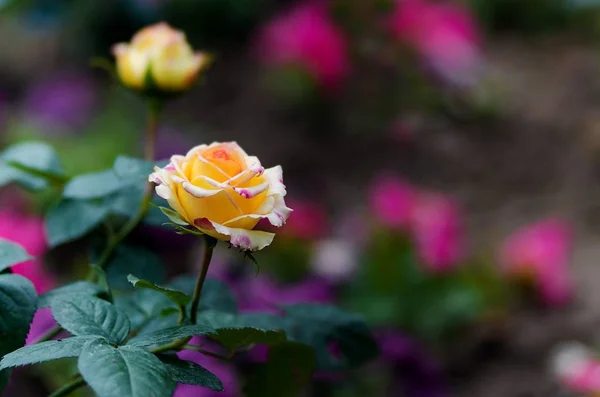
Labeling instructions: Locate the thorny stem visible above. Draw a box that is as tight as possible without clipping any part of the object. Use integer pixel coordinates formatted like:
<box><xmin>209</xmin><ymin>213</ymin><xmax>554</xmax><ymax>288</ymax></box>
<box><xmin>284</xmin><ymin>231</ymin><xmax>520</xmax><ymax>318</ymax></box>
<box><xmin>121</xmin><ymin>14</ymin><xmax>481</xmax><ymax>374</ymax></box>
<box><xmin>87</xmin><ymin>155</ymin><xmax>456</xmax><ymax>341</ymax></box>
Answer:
<box><xmin>190</xmin><ymin>237</ymin><xmax>216</xmax><ymax>325</ymax></box>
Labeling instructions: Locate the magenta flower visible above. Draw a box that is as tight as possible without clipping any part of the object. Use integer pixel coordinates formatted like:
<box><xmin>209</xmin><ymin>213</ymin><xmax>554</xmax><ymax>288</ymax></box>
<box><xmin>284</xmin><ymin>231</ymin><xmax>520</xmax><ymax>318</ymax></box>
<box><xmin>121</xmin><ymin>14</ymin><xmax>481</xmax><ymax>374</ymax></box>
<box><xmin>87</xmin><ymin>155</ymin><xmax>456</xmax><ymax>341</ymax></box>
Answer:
<box><xmin>175</xmin><ymin>337</ymin><xmax>239</xmax><ymax>397</ymax></box>
<box><xmin>368</xmin><ymin>175</ymin><xmax>416</xmax><ymax>231</ymax></box>
<box><xmin>388</xmin><ymin>0</ymin><xmax>483</xmax><ymax>87</ymax></box>
<box><xmin>551</xmin><ymin>342</ymin><xmax>600</xmax><ymax>394</ymax></box>
<box><xmin>499</xmin><ymin>219</ymin><xmax>574</xmax><ymax>306</ymax></box>
<box><xmin>282</xmin><ymin>198</ymin><xmax>329</xmax><ymax>240</ymax></box>
<box><xmin>238</xmin><ymin>275</ymin><xmax>333</xmax><ymax>313</ymax></box>
<box><xmin>256</xmin><ymin>1</ymin><xmax>349</xmax><ymax>90</ymax></box>
<box><xmin>409</xmin><ymin>194</ymin><xmax>464</xmax><ymax>272</ymax></box>
<box><xmin>0</xmin><ymin>210</ymin><xmax>55</xmax><ymax>293</ymax></box>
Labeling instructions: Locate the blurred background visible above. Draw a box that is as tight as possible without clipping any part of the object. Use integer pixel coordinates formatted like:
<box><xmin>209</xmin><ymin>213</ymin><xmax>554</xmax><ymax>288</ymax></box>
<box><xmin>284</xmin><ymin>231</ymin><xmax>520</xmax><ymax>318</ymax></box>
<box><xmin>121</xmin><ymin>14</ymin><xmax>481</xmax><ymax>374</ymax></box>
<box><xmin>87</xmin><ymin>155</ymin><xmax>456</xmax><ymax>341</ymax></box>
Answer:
<box><xmin>5</xmin><ymin>0</ymin><xmax>600</xmax><ymax>396</ymax></box>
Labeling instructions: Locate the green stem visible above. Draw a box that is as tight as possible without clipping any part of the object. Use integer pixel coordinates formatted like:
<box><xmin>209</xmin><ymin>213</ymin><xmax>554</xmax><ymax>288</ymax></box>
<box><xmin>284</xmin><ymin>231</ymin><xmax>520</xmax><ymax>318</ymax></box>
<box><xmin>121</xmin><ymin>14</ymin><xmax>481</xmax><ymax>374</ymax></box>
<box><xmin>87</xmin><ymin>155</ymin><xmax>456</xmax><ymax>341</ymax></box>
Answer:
<box><xmin>93</xmin><ymin>99</ymin><xmax>162</xmax><ymax>271</ymax></box>
<box><xmin>48</xmin><ymin>376</ymin><xmax>86</xmax><ymax>397</ymax></box>
<box><xmin>190</xmin><ymin>238</ymin><xmax>215</xmax><ymax>325</ymax></box>
<box><xmin>33</xmin><ymin>325</ymin><xmax>62</xmax><ymax>344</ymax></box>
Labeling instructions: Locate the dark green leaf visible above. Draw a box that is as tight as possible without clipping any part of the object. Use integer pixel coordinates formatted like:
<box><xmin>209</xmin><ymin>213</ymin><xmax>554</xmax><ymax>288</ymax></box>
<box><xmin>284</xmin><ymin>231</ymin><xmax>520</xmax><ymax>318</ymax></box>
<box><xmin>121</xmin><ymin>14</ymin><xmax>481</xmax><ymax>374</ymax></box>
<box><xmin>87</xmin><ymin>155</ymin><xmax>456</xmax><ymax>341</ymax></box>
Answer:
<box><xmin>245</xmin><ymin>342</ymin><xmax>316</xmax><ymax>397</ymax></box>
<box><xmin>170</xmin><ymin>276</ymin><xmax>238</xmax><ymax>313</ymax></box>
<box><xmin>90</xmin><ymin>265</ymin><xmax>112</xmax><ymax>302</ymax></box>
<box><xmin>105</xmin><ymin>245</ymin><xmax>166</xmax><ymax>290</ymax></box>
<box><xmin>0</xmin><ymin>336</ymin><xmax>101</xmax><ymax>369</ymax></box>
<box><xmin>198</xmin><ymin>311</ymin><xmax>286</xmax><ymax>352</ymax></box>
<box><xmin>78</xmin><ymin>339</ymin><xmax>175</xmax><ymax>397</ymax></box>
<box><xmin>113</xmin><ymin>156</ymin><xmax>154</xmax><ymax>185</ymax></box>
<box><xmin>0</xmin><ymin>274</ymin><xmax>37</xmax><ymax>389</ymax></box>
<box><xmin>158</xmin><ymin>355</ymin><xmax>223</xmax><ymax>391</ymax></box>
<box><xmin>45</xmin><ymin>200</ymin><xmax>110</xmax><ymax>247</ymax></box>
<box><xmin>127</xmin><ymin>324</ymin><xmax>215</xmax><ymax>348</ymax></box>
<box><xmin>115</xmin><ymin>289</ymin><xmax>178</xmax><ymax>335</ymax></box>
<box><xmin>0</xmin><ymin>239</ymin><xmax>32</xmax><ymax>272</ymax></box>
<box><xmin>282</xmin><ymin>305</ymin><xmax>379</xmax><ymax>370</ymax></box>
<box><xmin>127</xmin><ymin>275</ymin><xmax>190</xmax><ymax>306</ymax></box>
<box><xmin>63</xmin><ymin>170</ymin><xmax>122</xmax><ymax>199</ymax></box>
<box><xmin>0</xmin><ymin>141</ymin><xmax>64</xmax><ymax>190</ymax></box>
<box><xmin>0</xmin><ymin>370</ymin><xmax>8</xmax><ymax>395</ymax></box>
<box><xmin>51</xmin><ymin>295</ymin><xmax>130</xmax><ymax>344</ymax></box>
<box><xmin>110</xmin><ymin>188</ymin><xmax>166</xmax><ymax>227</ymax></box>
<box><xmin>38</xmin><ymin>281</ymin><xmax>104</xmax><ymax>308</ymax></box>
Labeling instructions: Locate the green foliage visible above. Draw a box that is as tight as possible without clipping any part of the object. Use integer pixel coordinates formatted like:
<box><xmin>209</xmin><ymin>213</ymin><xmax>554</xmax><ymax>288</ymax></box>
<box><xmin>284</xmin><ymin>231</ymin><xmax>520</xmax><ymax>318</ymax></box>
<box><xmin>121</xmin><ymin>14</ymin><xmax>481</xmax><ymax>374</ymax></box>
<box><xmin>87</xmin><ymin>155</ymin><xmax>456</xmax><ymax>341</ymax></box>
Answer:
<box><xmin>158</xmin><ymin>354</ymin><xmax>223</xmax><ymax>391</ymax></box>
<box><xmin>127</xmin><ymin>275</ymin><xmax>191</xmax><ymax>307</ymax></box>
<box><xmin>0</xmin><ymin>274</ymin><xmax>37</xmax><ymax>393</ymax></box>
<box><xmin>169</xmin><ymin>276</ymin><xmax>238</xmax><ymax>313</ymax></box>
<box><xmin>78</xmin><ymin>339</ymin><xmax>176</xmax><ymax>397</ymax></box>
<box><xmin>127</xmin><ymin>324</ymin><xmax>215</xmax><ymax>348</ymax></box>
<box><xmin>105</xmin><ymin>246</ymin><xmax>166</xmax><ymax>290</ymax></box>
<box><xmin>245</xmin><ymin>342</ymin><xmax>316</xmax><ymax>397</ymax></box>
<box><xmin>0</xmin><ymin>141</ymin><xmax>65</xmax><ymax>190</ymax></box>
<box><xmin>51</xmin><ymin>295</ymin><xmax>130</xmax><ymax>344</ymax></box>
<box><xmin>0</xmin><ymin>238</ymin><xmax>32</xmax><ymax>272</ymax></box>
<box><xmin>38</xmin><ymin>281</ymin><xmax>104</xmax><ymax>308</ymax></box>
<box><xmin>45</xmin><ymin>200</ymin><xmax>111</xmax><ymax>247</ymax></box>
<box><xmin>281</xmin><ymin>305</ymin><xmax>379</xmax><ymax>371</ymax></box>
<box><xmin>112</xmin><ymin>156</ymin><xmax>154</xmax><ymax>184</ymax></box>
<box><xmin>198</xmin><ymin>311</ymin><xmax>287</xmax><ymax>353</ymax></box>
<box><xmin>0</xmin><ymin>336</ymin><xmax>102</xmax><ymax>369</ymax></box>
<box><xmin>62</xmin><ymin>170</ymin><xmax>122</xmax><ymax>199</ymax></box>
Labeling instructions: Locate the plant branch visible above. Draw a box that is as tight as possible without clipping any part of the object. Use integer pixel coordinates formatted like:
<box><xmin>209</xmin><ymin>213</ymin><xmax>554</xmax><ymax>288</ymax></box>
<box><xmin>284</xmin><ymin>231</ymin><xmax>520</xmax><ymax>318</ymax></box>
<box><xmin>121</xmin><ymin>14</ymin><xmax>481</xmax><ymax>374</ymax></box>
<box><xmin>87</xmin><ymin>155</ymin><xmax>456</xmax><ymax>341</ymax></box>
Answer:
<box><xmin>48</xmin><ymin>376</ymin><xmax>86</xmax><ymax>397</ymax></box>
<box><xmin>190</xmin><ymin>237</ymin><xmax>216</xmax><ymax>325</ymax></box>
<box><xmin>93</xmin><ymin>99</ymin><xmax>162</xmax><ymax>271</ymax></box>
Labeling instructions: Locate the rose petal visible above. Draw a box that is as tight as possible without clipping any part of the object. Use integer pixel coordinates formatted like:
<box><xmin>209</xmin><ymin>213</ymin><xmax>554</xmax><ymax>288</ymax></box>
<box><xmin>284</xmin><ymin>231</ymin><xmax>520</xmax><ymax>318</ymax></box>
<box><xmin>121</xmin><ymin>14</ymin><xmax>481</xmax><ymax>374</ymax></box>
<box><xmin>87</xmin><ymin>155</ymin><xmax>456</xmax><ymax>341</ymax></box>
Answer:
<box><xmin>233</xmin><ymin>181</ymin><xmax>270</xmax><ymax>199</ymax></box>
<box><xmin>194</xmin><ymin>218</ymin><xmax>275</xmax><ymax>251</ymax></box>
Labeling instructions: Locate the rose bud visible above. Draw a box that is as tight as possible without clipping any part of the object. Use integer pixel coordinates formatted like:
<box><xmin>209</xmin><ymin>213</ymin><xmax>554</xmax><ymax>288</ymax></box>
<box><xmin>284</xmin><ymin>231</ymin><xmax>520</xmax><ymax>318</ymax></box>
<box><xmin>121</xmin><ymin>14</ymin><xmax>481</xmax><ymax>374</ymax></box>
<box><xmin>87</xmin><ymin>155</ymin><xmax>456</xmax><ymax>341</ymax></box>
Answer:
<box><xmin>112</xmin><ymin>22</ymin><xmax>211</xmax><ymax>94</ymax></box>
<box><xmin>149</xmin><ymin>142</ymin><xmax>292</xmax><ymax>251</ymax></box>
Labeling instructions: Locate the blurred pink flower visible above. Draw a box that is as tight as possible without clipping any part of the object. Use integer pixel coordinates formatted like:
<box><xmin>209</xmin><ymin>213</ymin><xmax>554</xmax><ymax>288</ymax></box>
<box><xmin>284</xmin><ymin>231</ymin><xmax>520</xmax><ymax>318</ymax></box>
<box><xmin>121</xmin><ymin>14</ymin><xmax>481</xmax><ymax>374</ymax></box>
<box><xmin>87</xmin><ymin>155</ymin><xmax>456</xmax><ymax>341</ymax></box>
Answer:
<box><xmin>551</xmin><ymin>342</ymin><xmax>600</xmax><ymax>394</ymax></box>
<box><xmin>369</xmin><ymin>175</ymin><xmax>416</xmax><ymax>231</ymax></box>
<box><xmin>310</xmin><ymin>238</ymin><xmax>358</xmax><ymax>282</ymax></box>
<box><xmin>388</xmin><ymin>0</ymin><xmax>483</xmax><ymax>87</ymax></box>
<box><xmin>175</xmin><ymin>337</ymin><xmax>238</xmax><ymax>397</ymax></box>
<box><xmin>282</xmin><ymin>199</ymin><xmax>329</xmax><ymax>240</ymax></box>
<box><xmin>0</xmin><ymin>210</ymin><xmax>55</xmax><ymax>293</ymax></box>
<box><xmin>410</xmin><ymin>194</ymin><xmax>464</xmax><ymax>272</ymax></box>
<box><xmin>499</xmin><ymin>219</ymin><xmax>573</xmax><ymax>306</ymax></box>
<box><xmin>238</xmin><ymin>275</ymin><xmax>333</xmax><ymax>313</ymax></box>
<box><xmin>0</xmin><ymin>210</ymin><xmax>59</xmax><ymax>345</ymax></box>
<box><xmin>256</xmin><ymin>1</ymin><xmax>349</xmax><ymax>90</ymax></box>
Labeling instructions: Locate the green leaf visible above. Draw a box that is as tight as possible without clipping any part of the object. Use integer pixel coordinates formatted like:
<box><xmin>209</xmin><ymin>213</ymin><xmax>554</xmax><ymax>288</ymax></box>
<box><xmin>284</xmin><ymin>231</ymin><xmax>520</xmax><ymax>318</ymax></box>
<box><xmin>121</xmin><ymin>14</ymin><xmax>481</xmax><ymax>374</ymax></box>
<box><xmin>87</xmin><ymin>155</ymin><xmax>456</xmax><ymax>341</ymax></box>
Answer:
<box><xmin>0</xmin><ymin>336</ymin><xmax>101</xmax><ymax>369</ymax></box>
<box><xmin>0</xmin><ymin>238</ymin><xmax>32</xmax><ymax>272</ymax></box>
<box><xmin>127</xmin><ymin>324</ymin><xmax>215</xmax><ymax>348</ymax></box>
<box><xmin>127</xmin><ymin>275</ymin><xmax>191</xmax><ymax>307</ymax></box>
<box><xmin>105</xmin><ymin>245</ymin><xmax>166</xmax><ymax>290</ymax></box>
<box><xmin>158</xmin><ymin>355</ymin><xmax>223</xmax><ymax>391</ymax></box>
<box><xmin>110</xmin><ymin>188</ymin><xmax>166</xmax><ymax>227</ymax></box>
<box><xmin>51</xmin><ymin>295</ymin><xmax>130</xmax><ymax>344</ymax></box>
<box><xmin>158</xmin><ymin>207</ymin><xmax>188</xmax><ymax>226</ymax></box>
<box><xmin>169</xmin><ymin>276</ymin><xmax>238</xmax><ymax>313</ymax></box>
<box><xmin>198</xmin><ymin>311</ymin><xmax>287</xmax><ymax>353</ymax></box>
<box><xmin>115</xmin><ymin>289</ymin><xmax>178</xmax><ymax>335</ymax></box>
<box><xmin>0</xmin><ymin>274</ymin><xmax>37</xmax><ymax>390</ymax></box>
<box><xmin>38</xmin><ymin>281</ymin><xmax>104</xmax><ymax>308</ymax></box>
<box><xmin>45</xmin><ymin>200</ymin><xmax>110</xmax><ymax>247</ymax></box>
<box><xmin>113</xmin><ymin>156</ymin><xmax>154</xmax><ymax>185</ymax></box>
<box><xmin>78</xmin><ymin>339</ymin><xmax>176</xmax><ymax>397</ymax></box>
<box><xmin>63</xmin><ymin>170</ymin><xmax>122</xmax><ymax>199</ymax></box>
<box><xmin>245</xmin><ymin>342</ymin><xmax>316</xmax><ymax>397</ymax></box>
<box><xmin>0</xmin><ymin>141</ymin><xmax>64</xmax><ymax>190</ymax></box>
<box><xmin>0</xmin><ymin>370</ymin><xmax>8</xmax><ymax>395</ymax></box>
<box><xmin>282</xmin><ymin>305</ymin><xmax>379</xmax><ymax>370</ymax></box>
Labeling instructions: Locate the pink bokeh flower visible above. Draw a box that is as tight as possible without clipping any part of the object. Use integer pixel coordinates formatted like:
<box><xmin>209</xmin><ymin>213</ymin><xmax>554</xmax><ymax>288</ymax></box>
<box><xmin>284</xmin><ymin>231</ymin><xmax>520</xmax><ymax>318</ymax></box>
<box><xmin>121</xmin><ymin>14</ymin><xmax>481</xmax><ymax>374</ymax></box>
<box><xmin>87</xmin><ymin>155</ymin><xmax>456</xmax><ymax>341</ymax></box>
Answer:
<box><xmin>388</xmin><ymin>0</ymin><xmax>483</xmax><ymax>87</ymax></box>
<box><xmin>552</xmin><ymin>342</ymin><xmax>600</xmax><ymax>394</ymax></box>
<box><xmin>256</xmin><ymin>1</ymin><xmax>349</xmax><ymax>90</ymax></box>
<box><xmin>0</xmin><ymin>210</ymin><xmax>58</xmax><ymax>344</ymax></box>
<box><xmin>409</xmin><ymin>194</ymin><xmax>464</xmax><ymax>272</ymax></box>
<box><xmin>499</xmin><ymin>219</ymin><xmax>574</xmax><ymax>306</ymax></box>
<box><xmin>368</xmin><ymin>175</ymin><xmax>416</xmax><ymax>231</ymax></box>
<box><xmin>281</xmin><ymin>199</ymin><xmax>329</xmax><ymax>240</ymax></box>
<box><xmin>174</xmin><ymin>337</ymin><xmax>238</xmax><ymax>397</ymax></box>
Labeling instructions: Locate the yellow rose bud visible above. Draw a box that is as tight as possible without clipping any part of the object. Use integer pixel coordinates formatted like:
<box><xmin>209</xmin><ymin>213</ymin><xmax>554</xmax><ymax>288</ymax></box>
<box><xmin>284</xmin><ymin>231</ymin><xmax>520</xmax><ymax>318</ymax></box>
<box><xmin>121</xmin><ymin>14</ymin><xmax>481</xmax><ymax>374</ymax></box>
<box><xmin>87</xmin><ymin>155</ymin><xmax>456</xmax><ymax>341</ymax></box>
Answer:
<box><xmin>112</xmin><ymin>22</ymin><xmax>211</xmax><ymax>93</ymax></box>
<box><xmin>149</xmin><ymin>142</ymin><xmax>293</xmax><ymax>251</ymax></box>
